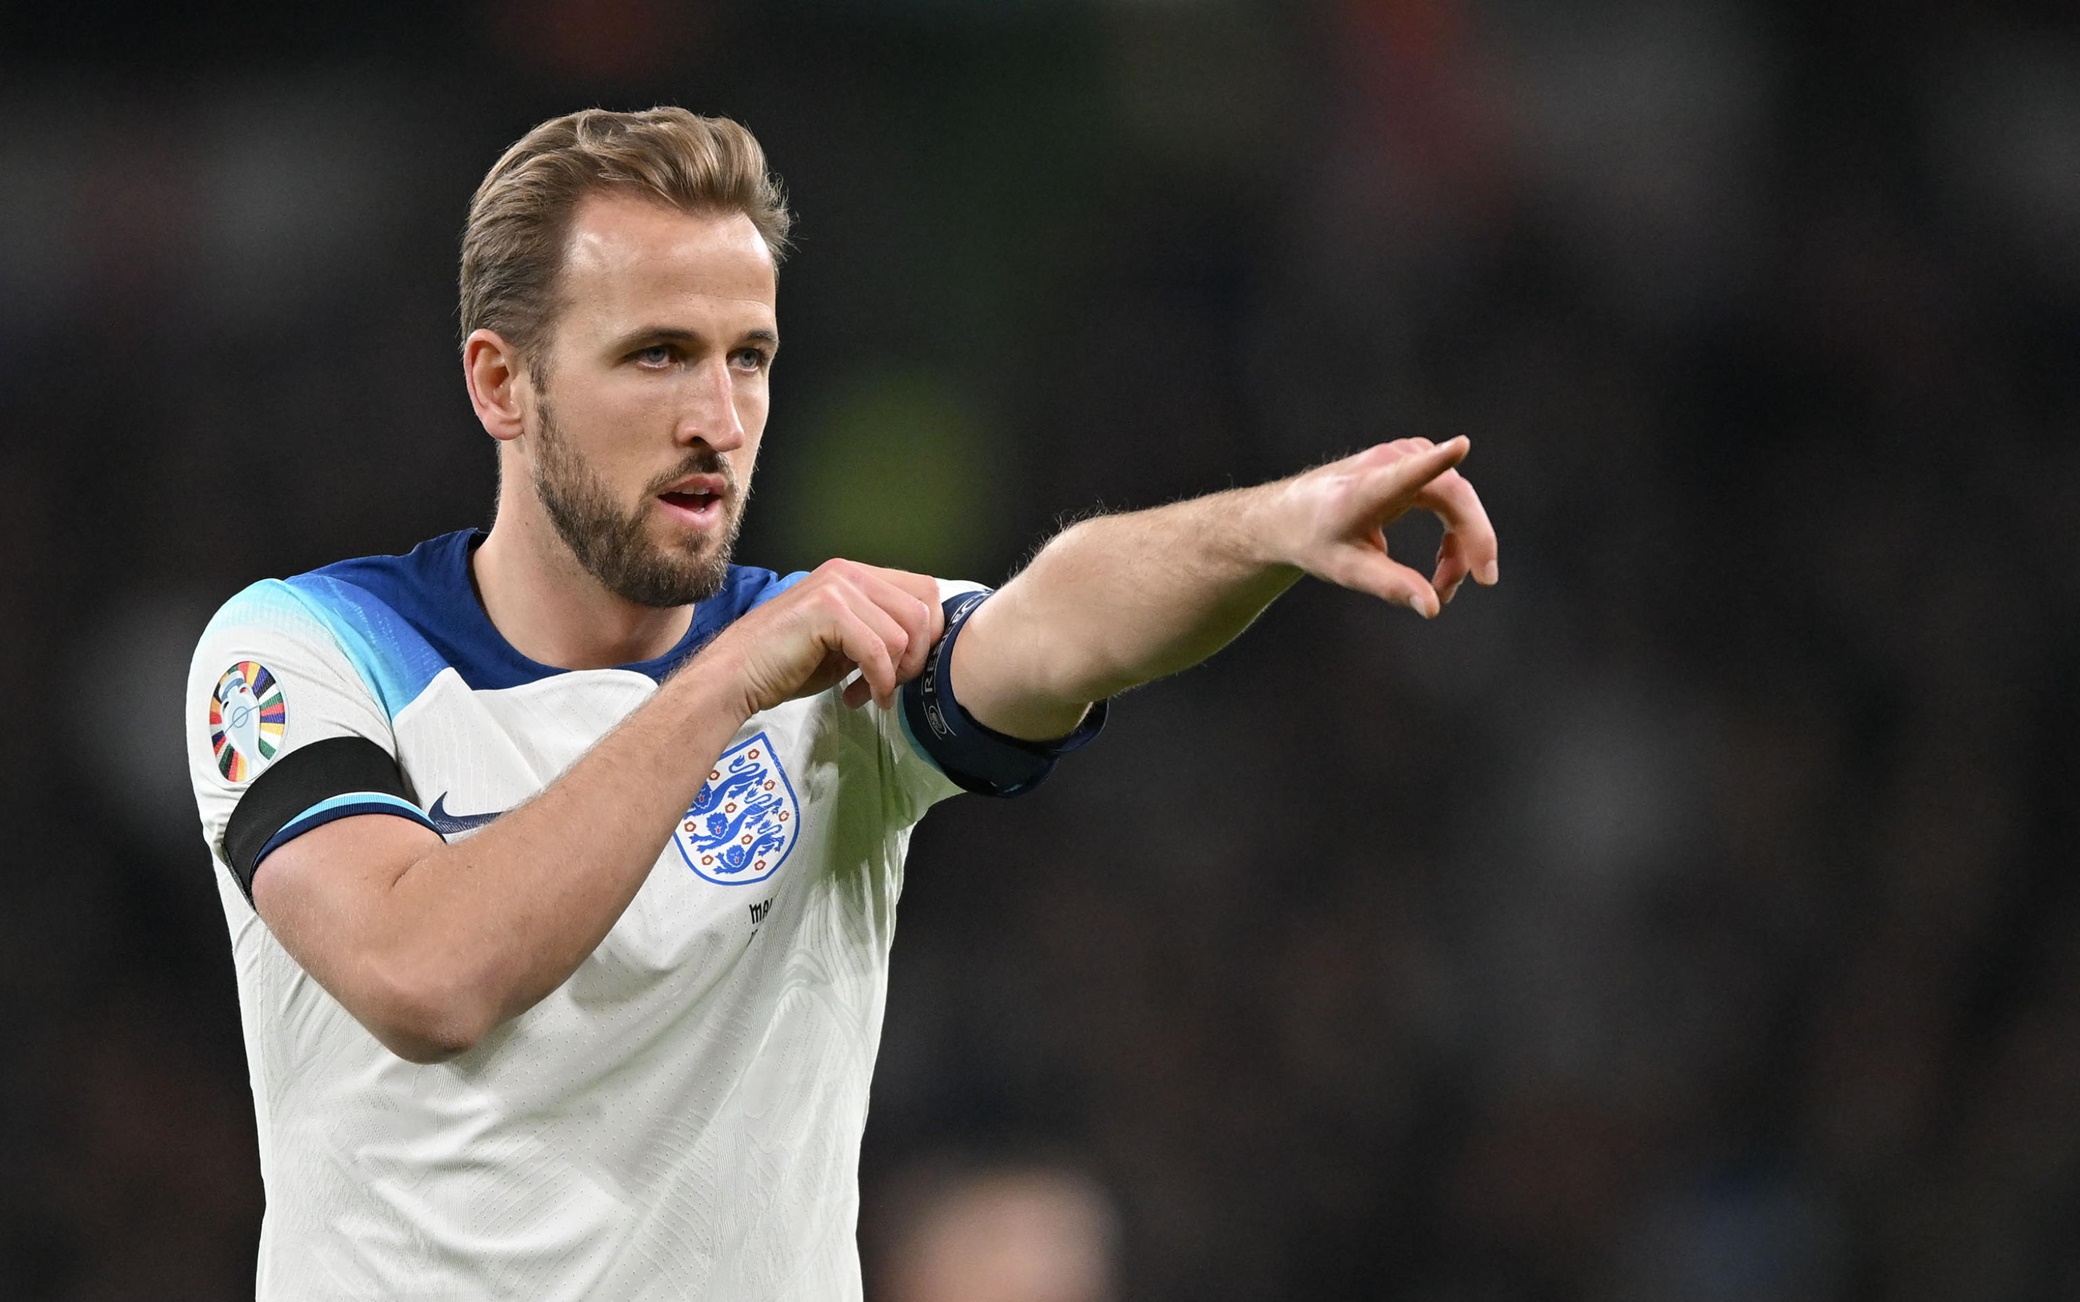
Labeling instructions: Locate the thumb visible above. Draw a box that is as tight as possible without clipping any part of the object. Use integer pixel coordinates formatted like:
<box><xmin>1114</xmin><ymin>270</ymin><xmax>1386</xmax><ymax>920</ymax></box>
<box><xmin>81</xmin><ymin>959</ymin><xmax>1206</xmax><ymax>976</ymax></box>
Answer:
<box><xmin>1325</xmin><ymin>545</ymin><xmax>1441</xmax><ymax>619</ymax></box>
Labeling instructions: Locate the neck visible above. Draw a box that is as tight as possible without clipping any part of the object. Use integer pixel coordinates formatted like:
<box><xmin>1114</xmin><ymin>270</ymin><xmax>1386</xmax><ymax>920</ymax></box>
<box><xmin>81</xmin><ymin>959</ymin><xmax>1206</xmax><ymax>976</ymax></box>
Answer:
<box><xmin>472</xmin><ymin>484</ymin><xmax>695</xmax><ymax>671</ymax></box>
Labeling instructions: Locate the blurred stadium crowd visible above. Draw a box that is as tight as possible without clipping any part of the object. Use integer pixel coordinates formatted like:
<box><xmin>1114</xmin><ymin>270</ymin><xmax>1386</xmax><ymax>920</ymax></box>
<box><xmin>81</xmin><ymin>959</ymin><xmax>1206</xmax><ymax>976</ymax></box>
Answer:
<box><xmin>3</xmin><ymin>0</ymin><xmax>2078</xmax><ymax>1298</ymax></box>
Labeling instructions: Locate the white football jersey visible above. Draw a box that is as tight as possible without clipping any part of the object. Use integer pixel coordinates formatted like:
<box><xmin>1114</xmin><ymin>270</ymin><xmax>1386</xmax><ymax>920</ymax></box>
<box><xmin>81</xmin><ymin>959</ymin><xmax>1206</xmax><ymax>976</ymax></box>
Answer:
<box><xmin>183</xmin><ymin>530</ymin><xmax>1095</xmax><ymax>1301</ymax></box>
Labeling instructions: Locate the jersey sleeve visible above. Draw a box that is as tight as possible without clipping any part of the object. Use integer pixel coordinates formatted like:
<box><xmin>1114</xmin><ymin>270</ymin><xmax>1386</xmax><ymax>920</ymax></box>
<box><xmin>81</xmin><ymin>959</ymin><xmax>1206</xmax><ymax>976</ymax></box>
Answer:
<box><xmin>875</xmin><ymin>578</ymin><xmax>1107</xmax><ymax>824</ymax></box>
<box><xmin>186</xmin><ymin>581</ymin><xmax>438</xmax><ymax>906</ymax></box>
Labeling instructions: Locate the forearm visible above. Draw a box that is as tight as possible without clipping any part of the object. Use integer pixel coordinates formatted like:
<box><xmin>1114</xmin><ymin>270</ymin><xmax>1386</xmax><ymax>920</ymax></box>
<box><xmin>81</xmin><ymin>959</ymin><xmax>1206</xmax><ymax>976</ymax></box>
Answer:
<box><xmin>263</xmin><ymin>560</ymin><xmax>948</xmax><ymax>1062</ymax></box>
<box><xmin>388</xmin><ymin>664</ymin><xmax>748</xmax><ymax>1029</ymax></box>
<box><xmin>955</xmin><ymin>482</ymin><xmax>1303</xmax><ymax>734</ymax></box>
<box><xmin>264</xmin><ymin>654</ymin><xmax>753</xmax><ymax>1058</ymax></box>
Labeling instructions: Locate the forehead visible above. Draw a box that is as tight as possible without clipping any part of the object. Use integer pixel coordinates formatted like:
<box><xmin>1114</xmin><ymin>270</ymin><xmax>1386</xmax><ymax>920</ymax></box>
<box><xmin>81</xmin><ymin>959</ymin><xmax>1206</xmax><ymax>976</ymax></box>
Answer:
<box><xmin>555</xmin><ymin>191</ymin><xmax>776</xmax><ymax>335</ymax></box>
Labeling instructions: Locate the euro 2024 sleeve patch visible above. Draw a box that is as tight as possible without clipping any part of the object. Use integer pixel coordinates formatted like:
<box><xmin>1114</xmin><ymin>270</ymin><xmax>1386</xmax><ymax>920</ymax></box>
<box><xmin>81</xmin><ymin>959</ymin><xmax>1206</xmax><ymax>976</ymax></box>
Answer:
<box><xmin>210</xmin><ymin>660</ymin><xmax>287</xmax><ymax>783</ymax></box>
<box><xmin>673</xmin><ymin>731</ymin><xmax>798</xmax><ymax>886</ymax></box>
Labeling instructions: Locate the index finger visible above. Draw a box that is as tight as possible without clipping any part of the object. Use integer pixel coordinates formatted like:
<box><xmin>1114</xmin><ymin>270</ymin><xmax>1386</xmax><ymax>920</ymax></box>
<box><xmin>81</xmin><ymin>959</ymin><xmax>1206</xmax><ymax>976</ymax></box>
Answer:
<box><xmin>861</xmin><ymin>566</ymin><xmax>945</xmax><ymax>612</ymax></box>
<box><xmin>853</xmin><ymin>566</ymin><xmax>948</xmax><ymax>679</ymax></box>
<box><xmin>1417</xmin><ymin>468</ymin><xmax>1499</xmax><ymax>587</ymax></box>
<box><xmin>1369</xmin><ymin>435</ymin><xmax>1470</xmax><ymax>502</ymax></box>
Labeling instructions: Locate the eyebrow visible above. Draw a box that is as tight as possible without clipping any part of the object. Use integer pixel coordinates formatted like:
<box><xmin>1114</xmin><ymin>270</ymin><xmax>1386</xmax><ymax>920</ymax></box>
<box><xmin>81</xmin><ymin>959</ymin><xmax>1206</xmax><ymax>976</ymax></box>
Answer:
<box><xmin>610</xmin><ymin>326</ymin><xmax>780</xmax><ymax>353</ymax></box>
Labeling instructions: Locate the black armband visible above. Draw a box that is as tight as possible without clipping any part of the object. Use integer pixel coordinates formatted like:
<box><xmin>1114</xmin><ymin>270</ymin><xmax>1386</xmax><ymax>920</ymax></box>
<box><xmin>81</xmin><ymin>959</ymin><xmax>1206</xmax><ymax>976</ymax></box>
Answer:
<box><xmin>221</xmin><ymin>736</ymin><xmax>436</xmax><ymax>904</ymax></box>
<box><xmin>900</xmin><ymin>591</ymin><xmax>1107</xmax><ymax>798</ymax></box>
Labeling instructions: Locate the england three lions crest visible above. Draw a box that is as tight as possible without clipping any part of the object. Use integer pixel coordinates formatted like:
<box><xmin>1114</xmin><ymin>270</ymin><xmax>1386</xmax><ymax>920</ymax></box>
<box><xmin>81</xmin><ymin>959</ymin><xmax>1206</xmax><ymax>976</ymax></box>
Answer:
<box><xmin>673</xmin><ymin>732</ymin><xmax>799</xmax><ymax>886</ymax></box>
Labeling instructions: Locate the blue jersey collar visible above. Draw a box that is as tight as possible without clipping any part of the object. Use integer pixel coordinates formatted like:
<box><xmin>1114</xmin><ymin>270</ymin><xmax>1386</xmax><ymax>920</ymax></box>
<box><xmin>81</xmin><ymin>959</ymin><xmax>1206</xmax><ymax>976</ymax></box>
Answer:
<box><xmin>303</xmin><ymin>529</ymin><xmax>801</xmax><ymax>692</ymax></box>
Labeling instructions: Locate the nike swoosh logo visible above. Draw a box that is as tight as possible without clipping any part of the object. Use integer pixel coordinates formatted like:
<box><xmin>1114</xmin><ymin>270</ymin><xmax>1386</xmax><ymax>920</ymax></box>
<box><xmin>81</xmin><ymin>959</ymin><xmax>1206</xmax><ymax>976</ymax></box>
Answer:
<box><xmin>427</xmin><ymin>794</ymin><xmax>506</xmax><ymax>835</ymax></box>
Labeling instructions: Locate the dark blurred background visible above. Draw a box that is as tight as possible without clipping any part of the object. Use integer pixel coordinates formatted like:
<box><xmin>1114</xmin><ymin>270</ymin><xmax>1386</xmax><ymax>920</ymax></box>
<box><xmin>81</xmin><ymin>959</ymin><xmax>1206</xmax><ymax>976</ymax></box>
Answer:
<box><xmin>4</xmin><ymin>0</ymin><xmax>2078</xmax><ymax>1298</ymax></box>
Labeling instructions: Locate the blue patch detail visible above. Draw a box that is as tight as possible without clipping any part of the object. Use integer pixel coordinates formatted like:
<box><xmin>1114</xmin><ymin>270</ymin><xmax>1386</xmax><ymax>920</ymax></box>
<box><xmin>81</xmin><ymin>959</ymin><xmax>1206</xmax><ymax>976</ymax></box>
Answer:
<box><xmin>426</xmin><ymin>793</ymin><xmax>506</xmax><ymax>836</ymax></box>
<box><xmin>672</xmin><ymin>731</ymin><xmax>800</xmax><ymax>886</ymax></box>
<box><xmin>258</xmin><ymin>530</ymin><xmax>800</xmax><ymax>716</ymax></box>
<box><xmin>253</xmin><ymin>792</ymin><xmax>437</xmax><ymax>868</ymax></box>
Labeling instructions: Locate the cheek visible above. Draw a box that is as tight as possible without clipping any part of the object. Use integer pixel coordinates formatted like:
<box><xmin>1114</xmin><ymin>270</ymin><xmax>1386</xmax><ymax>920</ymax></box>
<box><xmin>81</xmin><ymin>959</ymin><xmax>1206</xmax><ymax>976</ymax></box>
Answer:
<box><xmin>584</xmin><ymin>383</ymin><xmax>674</xmax><ymax>455</ymax></box>
<box><xmin>731</xmin><ymin>429</ymin><xmax>764</xmax><ymax>485</ymax></box>
<box><xmin>580</xmin><ymin>424</ymin><xmax>653</xmax><ymax>483</ymax></box>
<box><xmin>734</xmin><ymin>375</ymin><xmax>769</xmax><ymax>420</ymax></box>
<box><xmin>560</xmin><ymin>418</ymin><xmax>661</xmax><ymax>504</ymax></box>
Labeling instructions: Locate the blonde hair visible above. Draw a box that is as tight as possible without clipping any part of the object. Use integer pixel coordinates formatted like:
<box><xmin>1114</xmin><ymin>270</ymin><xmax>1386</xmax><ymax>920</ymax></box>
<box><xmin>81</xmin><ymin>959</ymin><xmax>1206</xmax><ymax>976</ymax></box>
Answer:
<box><xmin>459</xmin><ymin>107</ymin><xmax>792</xmax><ymax>369</ymax></box>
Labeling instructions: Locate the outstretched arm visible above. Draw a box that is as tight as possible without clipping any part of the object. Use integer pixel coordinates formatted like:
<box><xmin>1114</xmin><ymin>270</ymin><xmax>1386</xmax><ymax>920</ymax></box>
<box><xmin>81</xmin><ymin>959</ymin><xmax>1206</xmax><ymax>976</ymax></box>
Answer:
<box><xmin>951</xmin><ymin>437</ymin><xmax>1498</xmax><ymax>740</ymax></box>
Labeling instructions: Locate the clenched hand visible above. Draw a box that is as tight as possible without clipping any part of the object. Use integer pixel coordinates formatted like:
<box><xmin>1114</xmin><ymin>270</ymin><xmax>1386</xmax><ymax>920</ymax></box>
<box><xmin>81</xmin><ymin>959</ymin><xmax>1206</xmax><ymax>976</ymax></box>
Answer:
<box><xmin>697</xmin><ymin>559</ymin><xmax>947</xmax><ymax>715</ymax></box>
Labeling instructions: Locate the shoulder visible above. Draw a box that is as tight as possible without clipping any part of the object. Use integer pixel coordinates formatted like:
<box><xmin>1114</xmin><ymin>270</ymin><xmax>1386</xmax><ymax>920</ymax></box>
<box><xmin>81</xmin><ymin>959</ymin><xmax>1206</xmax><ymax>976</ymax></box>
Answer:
<box><xmin>199</xmin><ymin>531</ymin><xmax>475</xmax><ymax>643</ymax></box>
<box><xmin>193</xmin><ymin>531</ymin><xmax>479</xmax><ymax>721</ymax></box>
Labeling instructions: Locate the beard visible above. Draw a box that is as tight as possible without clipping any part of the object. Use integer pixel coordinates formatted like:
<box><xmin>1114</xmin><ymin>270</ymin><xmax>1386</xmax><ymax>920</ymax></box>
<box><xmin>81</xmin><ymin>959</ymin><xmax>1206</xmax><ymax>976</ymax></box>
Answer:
<box><xmin>530</xmin><ymin>395</ymin><xmax>744</xmax><ymax>608</ymax></box>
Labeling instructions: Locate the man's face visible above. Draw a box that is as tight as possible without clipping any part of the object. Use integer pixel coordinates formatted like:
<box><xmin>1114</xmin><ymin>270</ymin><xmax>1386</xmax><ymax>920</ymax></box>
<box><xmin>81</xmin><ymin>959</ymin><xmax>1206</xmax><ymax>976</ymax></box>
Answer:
<box><xmin>523</xmin><ymin>192</ymin><xmax>778</xmax><ymax>608</ymax></box>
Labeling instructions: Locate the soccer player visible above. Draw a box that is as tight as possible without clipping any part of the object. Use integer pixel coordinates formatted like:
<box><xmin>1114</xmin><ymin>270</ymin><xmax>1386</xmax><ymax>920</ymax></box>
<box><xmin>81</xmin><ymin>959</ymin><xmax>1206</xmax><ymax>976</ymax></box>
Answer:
<box><xmin>185</xmin><ymin>108</ymin><xmax>1497</xmax><ymax>1300</ymax></box>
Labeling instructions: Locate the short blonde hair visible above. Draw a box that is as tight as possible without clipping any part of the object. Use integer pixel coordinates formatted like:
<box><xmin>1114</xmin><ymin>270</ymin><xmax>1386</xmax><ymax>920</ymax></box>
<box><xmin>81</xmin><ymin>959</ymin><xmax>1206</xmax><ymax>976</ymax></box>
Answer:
<box><xmin>459</xmin><ymin>107</ymin><xmax>792</xmax><ymax>369</ymax></box>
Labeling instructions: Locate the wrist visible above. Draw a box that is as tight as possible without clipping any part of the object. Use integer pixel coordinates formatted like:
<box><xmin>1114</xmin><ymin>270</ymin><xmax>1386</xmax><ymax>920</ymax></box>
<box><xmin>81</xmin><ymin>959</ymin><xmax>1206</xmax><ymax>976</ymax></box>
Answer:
<box><xmin>666</xmin><ymin>638</ymin><xmax>761</xmax><ymax>730</ymax></box>
<box><xmin>1224</xmin><ymin>478</ymin><xmax>1308</xmax><ymax>574</ymax></box>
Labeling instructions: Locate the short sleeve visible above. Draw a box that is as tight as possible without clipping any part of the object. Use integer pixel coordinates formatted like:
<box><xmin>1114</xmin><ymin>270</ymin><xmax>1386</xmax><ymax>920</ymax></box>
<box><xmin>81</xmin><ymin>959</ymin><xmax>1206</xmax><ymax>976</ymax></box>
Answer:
<box><xmin>186</xmin><ymin>581</ymin><xmax>436</xmax><ymax>904</ymax></box>
<box><xmin>866</xmin><ymin>580</ymin><xmax>984</xmax><ymax>827</ymax></box>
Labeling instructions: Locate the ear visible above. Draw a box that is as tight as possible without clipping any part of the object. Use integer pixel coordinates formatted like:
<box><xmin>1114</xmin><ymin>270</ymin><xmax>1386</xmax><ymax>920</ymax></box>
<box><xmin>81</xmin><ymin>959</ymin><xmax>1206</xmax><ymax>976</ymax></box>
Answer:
<box><xmin>463</xmin><ymin>329</ymin><xmax>532</xmax><ymax>443</ymax></box>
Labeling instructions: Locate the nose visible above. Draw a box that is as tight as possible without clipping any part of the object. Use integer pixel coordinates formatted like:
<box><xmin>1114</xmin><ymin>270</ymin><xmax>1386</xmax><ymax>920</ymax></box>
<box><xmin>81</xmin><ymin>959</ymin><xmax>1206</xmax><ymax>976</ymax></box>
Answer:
<box><xmin>678</xmin><ymin>356</ymin><xmax>746</xmax><ymax>453</ymax></box>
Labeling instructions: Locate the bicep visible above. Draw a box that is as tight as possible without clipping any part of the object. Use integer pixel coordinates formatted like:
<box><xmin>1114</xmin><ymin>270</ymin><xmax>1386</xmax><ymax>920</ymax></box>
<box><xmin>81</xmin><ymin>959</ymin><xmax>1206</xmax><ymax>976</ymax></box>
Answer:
<box><xmin>251</xmin><ymin>812</ymin><xmax>445</xmax><ymax>999</ymax></box>
<box><xmin>220</xmin><ymin>723</ymin><xmax>450</xmax><ymax>1042</ymax></box>
<box><xmin>895</xmin><ymin>587</ymin><xmax>1107</xmax><ymax>801</ymax></box>
<box><xmin>946</xmin><ymin>594</ymin><xmax>1093</xmax><ymax>741</ymax></box>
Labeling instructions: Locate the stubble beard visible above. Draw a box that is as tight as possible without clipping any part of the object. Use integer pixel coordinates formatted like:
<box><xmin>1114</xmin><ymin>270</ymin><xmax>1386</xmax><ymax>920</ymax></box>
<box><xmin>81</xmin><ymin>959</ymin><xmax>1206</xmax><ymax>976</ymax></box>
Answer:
<box><xmin>530</xmin><ymin>394</ymin><xmax>745</xmax><ymax>609</ymax></box>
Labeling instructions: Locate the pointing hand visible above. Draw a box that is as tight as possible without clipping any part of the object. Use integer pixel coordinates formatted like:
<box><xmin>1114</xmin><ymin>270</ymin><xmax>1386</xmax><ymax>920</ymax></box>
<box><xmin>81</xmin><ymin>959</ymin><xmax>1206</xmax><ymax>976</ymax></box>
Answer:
<box><xmin>1272</xmin><ymin>436</ymin><xmax>1498</xmax><ymax>618</ymax></box>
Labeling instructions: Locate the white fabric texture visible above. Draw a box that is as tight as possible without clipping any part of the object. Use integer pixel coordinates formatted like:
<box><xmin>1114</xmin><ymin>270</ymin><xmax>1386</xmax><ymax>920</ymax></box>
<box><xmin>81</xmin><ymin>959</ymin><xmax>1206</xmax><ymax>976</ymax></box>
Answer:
<box><xmin>187</xmin><ymin>569</ymin><xmax>977</xmax><ymax>1301</ymax></box>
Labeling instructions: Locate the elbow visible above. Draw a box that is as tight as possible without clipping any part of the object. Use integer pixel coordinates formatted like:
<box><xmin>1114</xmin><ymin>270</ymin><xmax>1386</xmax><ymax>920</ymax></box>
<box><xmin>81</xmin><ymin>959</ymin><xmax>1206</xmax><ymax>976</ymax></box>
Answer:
<box><xmin>376</xmin><ymin>1022</ymin><xmax>479</xmax><ymax>1066</ymax></box>
<box><xmin>362</xmin><ymin>964</ymin><xmax>500</xmax><ymax>1064</ymax></box>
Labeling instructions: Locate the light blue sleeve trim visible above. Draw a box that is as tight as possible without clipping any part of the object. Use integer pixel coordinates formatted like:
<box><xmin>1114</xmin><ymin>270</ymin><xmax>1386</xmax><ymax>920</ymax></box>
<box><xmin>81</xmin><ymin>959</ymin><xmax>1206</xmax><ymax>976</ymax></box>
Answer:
<box><xmin>286</xmin><ymin>791</ymin><xmax>428</xmax><ymax>825</ymax></box>
<box><xmin>887</xmin><ymin>576</ymin><xmax>989</xmax><ymax>782</ymax></box>
<box><xmin>254</xmin><ymin>792</ymin><xmax>437</xmax><ymax>868</ymax></box>
<box><xmin>896</xmin><ymin>701</ymin><xmax>952</xmax><ymax>779</ymax></box>
<box><xmin>278</xmin><ymin>574</ymin><xmax>450</xmax><ymax>719</ymax></box>
<box><xmin>206</xmin><ymin>577</ymin><xmax>449</xmax><ymax>721</ymax></box>
<box><xmin>751</xmin><ymin>570</ymin><xmax>809</xmax><ymax>609</ymax></box>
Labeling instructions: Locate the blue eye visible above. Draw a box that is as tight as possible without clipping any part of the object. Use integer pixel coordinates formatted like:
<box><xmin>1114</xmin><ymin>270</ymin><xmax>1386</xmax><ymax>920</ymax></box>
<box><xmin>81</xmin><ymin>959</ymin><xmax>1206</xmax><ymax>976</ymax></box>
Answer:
<box><xmin>636</xmin><ymin>345</ymin><xmax>674</xmax><ymax>367</ymax></box>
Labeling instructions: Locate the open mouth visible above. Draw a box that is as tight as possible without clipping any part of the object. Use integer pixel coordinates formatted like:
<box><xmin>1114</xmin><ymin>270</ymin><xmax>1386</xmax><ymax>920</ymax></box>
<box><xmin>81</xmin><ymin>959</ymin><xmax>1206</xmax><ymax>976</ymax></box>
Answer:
<box><xmin>657</xmin><ymin>485</ymin><xmax>726</xmax><ymax>527</ymax></box>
